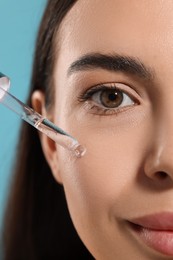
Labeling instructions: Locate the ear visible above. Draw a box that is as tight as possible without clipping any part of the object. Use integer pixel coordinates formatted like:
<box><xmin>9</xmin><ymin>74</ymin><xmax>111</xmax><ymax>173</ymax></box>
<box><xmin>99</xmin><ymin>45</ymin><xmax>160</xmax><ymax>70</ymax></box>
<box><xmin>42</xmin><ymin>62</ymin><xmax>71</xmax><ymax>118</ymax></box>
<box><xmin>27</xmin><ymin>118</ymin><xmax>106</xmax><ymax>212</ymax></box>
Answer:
<box><xmin>31</xmin><ymin>90</ymin><xmax>62</xmax><ymax>184</ymax></box>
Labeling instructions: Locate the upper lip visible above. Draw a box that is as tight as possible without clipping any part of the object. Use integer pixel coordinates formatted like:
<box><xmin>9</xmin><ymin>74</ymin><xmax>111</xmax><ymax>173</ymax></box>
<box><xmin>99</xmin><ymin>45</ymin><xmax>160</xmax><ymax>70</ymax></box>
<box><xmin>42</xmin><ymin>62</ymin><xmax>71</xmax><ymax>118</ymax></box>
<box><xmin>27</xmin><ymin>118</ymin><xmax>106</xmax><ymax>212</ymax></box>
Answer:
<box><xmin>129</xmin><ymin>212</ymin><xmax>173</xmax><ymax>231</ymax></box>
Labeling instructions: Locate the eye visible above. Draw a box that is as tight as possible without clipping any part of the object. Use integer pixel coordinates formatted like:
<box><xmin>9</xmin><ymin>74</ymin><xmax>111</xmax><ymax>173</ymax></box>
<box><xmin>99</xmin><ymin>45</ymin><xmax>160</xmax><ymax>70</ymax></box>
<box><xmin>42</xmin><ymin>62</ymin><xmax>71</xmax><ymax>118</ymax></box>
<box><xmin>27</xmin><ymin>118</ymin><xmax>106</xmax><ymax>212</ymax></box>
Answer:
<box><xmin>78</xmin><ymin>83</ymin><xmax>139</xmax><ymax>115</ymax></box>
<box><xmin>92</xmin><ymin>88</ymin><xmax>133</xmax><ymax>109</ymax></box>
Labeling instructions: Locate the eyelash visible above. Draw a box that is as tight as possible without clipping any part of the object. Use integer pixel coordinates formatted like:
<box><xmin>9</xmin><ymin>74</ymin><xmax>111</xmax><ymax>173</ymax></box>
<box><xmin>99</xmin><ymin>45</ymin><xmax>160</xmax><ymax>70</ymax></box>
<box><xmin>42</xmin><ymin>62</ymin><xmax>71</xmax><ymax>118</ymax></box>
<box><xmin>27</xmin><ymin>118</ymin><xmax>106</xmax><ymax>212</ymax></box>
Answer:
<box><xmin>77</xmin><ymin>83</ymin><xmax>139</xmax><ymax>116</ymax></box>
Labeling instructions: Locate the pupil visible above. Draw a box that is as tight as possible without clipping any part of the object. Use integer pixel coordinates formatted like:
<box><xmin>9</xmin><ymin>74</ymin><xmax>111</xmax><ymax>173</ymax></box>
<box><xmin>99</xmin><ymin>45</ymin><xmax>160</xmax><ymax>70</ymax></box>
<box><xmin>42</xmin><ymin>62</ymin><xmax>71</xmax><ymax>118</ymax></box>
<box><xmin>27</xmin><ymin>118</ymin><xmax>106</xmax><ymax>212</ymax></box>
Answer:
<box><xmin>101</xmin><ymin>89</ymin><xmax>123</xmax><ymax>108</ymax></box>
<box><xmin>108</xmin><ymin>93</ymin><xmax>117</xmax><ymax>101</ymax></box>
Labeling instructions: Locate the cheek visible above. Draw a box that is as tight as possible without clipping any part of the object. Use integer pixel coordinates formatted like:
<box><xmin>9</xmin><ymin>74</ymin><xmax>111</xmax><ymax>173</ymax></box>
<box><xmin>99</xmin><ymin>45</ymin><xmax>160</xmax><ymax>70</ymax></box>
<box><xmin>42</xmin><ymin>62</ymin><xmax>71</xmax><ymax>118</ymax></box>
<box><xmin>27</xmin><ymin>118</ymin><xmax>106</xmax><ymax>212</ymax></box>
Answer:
<box><xmin>53</xmin><ymin>107</ymin><xmax>151</xmax><ymax>257</ymax></box>
<box><xmin>56</xmin><ymin>120</ymin><xmax>149</xmax><ymax>221</ymax></box>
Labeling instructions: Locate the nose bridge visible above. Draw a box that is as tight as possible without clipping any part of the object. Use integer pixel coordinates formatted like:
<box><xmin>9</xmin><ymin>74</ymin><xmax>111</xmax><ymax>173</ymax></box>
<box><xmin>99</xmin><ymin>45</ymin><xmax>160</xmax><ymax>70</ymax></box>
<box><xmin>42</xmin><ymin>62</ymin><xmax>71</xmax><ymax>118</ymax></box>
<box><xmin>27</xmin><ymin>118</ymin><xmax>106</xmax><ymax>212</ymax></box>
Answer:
<box><xmin>145</xmin><ymin>101</ymin><xmax>173</xmax><ymax>178</ymax></box>
<box><xmin>155</xmin><ymin>98</ymin><xmax>173</xmax><ymax>150</ymax></box>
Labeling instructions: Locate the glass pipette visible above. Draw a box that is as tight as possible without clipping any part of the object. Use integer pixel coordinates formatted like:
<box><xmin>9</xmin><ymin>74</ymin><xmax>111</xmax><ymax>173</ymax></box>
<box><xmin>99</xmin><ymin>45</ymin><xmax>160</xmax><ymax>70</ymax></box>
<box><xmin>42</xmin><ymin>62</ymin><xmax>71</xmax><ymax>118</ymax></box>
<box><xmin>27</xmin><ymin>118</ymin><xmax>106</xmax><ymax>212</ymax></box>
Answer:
<box><xmin>0</xmin><ymin>73</ymin><xmax>86</xmax><ymax>158</ymax></box>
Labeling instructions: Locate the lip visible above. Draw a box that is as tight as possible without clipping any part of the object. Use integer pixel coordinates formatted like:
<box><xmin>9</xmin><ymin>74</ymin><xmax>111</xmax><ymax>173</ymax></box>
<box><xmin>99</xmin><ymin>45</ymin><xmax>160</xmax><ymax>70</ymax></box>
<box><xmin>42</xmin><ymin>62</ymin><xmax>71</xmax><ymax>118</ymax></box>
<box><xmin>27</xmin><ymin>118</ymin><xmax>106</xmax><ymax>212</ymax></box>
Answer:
<box><xmin>128</xmin><ymin>212</ymin><xmax>173</xmax><ymax>256</ymax></box>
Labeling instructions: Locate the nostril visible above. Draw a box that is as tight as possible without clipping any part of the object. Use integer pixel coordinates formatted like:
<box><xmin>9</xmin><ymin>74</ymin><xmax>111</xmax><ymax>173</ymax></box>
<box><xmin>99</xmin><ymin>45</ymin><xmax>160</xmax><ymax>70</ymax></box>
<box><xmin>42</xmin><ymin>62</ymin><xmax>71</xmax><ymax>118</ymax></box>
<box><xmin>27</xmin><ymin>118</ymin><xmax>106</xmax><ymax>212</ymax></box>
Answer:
<box><xmin>156</xmin><ymin>171</ymin><xmax>168</xmax><ymax>180</ymax></box>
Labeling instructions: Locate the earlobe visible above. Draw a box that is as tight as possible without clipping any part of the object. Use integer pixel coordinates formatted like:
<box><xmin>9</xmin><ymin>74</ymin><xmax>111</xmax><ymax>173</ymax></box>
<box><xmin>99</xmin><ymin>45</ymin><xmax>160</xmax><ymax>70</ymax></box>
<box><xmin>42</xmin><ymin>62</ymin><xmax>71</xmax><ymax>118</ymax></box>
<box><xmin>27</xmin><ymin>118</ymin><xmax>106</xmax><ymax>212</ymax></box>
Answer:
<box><xmin>49</xmin><ymin>151</ymin><xmax>63</xmax><ymax>184</ymax></box>
<box><xmin>31</xmin><ymin>90</ymin><xmax>63</xmax><ymax>184</ymax></box>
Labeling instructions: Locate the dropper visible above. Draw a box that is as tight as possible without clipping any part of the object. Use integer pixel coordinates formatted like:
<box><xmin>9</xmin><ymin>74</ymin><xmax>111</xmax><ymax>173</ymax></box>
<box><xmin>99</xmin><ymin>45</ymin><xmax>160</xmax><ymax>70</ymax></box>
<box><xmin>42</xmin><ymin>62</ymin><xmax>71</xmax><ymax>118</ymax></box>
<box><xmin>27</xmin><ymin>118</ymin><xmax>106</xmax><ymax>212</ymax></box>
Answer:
<box><xmin>0</xmin><ymin>72</ymin><xmax>86</xmax><ymax>158</ymax></box>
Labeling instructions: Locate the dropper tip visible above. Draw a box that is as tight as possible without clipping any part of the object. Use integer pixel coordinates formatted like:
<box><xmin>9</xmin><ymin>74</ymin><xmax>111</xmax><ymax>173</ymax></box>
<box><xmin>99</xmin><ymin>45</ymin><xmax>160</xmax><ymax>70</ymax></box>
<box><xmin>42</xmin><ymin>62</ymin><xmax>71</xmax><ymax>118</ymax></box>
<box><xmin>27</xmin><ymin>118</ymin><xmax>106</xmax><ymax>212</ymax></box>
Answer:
<box><xmin>73</xmin><ymin>143</ymin><xmax>86</xmax><ymax>158</ymax></box>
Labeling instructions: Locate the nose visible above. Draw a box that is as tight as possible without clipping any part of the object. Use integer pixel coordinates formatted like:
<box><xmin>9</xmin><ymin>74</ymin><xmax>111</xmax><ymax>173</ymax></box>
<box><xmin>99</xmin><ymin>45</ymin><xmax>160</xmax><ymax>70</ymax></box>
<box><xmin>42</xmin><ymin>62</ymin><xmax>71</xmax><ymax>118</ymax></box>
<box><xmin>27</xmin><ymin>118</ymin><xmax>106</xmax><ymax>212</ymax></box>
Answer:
<box><xmin>144</xmin><ymin>115</ymin><xmax>173</xmax><ymax>183</ymax></box>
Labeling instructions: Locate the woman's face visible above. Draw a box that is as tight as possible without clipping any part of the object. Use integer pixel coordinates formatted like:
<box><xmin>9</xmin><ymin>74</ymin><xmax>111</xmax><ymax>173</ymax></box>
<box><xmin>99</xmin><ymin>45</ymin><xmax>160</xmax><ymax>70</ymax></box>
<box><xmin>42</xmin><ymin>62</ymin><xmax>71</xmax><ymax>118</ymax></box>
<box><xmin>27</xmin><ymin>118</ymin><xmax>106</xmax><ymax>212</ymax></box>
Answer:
<box><xmin>44</xmin><ymin>1</ymin><xmax>173</xmax><ymax>259</ymax></box>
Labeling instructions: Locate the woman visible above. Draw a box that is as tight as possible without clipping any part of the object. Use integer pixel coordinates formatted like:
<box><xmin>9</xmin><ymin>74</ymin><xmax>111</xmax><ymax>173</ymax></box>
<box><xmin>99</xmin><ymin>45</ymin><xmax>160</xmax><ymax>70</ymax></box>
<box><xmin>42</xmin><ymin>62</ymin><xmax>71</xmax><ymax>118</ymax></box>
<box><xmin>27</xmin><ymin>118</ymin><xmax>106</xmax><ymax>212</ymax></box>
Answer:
<box><xmin>3</xmin><ymin>0</ymin><xmax>173</xmax><ymax>259</ymax></box>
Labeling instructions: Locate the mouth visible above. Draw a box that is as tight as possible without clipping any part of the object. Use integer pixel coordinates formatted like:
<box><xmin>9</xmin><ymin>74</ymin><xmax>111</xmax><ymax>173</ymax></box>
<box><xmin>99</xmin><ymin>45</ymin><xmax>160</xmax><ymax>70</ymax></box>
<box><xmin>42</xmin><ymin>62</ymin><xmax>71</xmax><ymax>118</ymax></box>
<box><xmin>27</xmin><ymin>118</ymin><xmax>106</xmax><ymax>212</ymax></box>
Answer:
<box><xmin>128</xmin><ymin>212</ymin><xmax>173</xmax><ymax>256</ymax></box>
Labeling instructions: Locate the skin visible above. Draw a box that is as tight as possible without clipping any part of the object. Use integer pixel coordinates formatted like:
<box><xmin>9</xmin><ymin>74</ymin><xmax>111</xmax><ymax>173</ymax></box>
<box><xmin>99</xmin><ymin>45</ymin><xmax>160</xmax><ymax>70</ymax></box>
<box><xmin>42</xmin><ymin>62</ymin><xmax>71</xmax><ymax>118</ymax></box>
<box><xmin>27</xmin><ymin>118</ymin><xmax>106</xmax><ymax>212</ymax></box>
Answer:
<box><xmin>32</xmin><ymin>1</ymin><xmax>173</xmax><ymax>259</ymax></box>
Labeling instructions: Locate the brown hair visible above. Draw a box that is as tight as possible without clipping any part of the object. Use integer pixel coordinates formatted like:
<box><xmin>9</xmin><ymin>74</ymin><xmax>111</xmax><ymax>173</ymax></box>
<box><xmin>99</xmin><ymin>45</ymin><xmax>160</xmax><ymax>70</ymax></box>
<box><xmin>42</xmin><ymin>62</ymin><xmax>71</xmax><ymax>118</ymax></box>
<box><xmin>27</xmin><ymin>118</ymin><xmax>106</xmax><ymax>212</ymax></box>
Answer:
<box><xmin>2</xmin><ymin>1</ymin><xmax>93</xmax><ymax>259</ymax></box>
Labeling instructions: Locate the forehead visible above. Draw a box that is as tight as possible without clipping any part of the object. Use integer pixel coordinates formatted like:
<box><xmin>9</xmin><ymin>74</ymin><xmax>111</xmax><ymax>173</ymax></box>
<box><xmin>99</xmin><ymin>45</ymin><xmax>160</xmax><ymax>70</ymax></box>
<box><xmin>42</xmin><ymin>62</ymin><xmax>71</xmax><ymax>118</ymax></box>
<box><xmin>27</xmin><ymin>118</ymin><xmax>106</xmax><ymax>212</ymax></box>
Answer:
<box><xmin>55</xmin><ymin>0</ymin><xmax>173</xmax><ymax>78</ymax></box>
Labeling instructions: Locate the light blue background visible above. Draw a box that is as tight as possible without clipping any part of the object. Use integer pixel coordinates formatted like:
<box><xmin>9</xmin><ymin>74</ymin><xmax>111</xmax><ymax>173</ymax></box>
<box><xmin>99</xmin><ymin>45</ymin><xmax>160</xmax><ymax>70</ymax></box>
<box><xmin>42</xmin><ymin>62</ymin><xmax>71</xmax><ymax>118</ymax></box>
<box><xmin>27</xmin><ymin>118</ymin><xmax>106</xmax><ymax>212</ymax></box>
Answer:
<box><xmin>0</xmin><ymin>0</ymin><xmax>47</xmax><ymax>229</ymax></box>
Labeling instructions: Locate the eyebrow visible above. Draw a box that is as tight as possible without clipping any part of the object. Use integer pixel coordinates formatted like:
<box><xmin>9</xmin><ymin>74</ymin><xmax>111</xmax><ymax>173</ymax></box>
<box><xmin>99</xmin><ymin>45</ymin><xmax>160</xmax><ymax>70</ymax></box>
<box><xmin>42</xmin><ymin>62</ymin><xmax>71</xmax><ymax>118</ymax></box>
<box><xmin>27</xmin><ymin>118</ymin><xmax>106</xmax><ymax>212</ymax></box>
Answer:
<box><xmin>67</xmin><ymin>53</ymin><xmax>154</xmax><ymax>80</ymax></box>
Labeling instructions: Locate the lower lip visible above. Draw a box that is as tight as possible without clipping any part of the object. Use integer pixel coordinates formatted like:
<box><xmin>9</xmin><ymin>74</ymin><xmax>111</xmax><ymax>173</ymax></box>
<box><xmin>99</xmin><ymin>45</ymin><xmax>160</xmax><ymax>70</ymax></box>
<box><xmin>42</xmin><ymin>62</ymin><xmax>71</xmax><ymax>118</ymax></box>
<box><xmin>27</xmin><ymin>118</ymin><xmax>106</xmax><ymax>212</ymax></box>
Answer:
<box><xmin>129</xmin><ymin>222</ymin><xmax>173</xmax><ymax>256</ymax></box>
